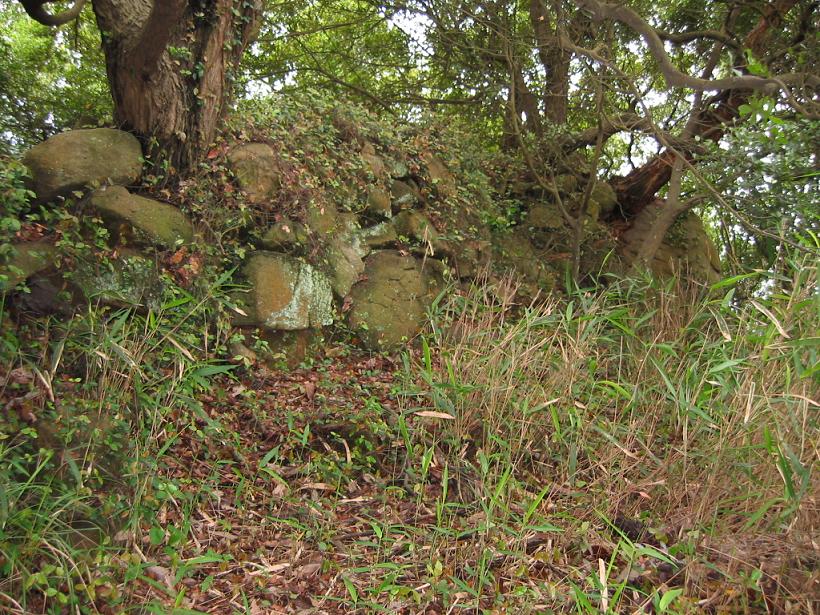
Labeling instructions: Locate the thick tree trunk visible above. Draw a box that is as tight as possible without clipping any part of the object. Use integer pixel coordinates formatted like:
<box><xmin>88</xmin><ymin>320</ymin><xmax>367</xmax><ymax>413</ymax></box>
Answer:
<box><xmin>93</xmin><ymin>0</ymin><xmax>261</xmax><ymax>175</ymax></box>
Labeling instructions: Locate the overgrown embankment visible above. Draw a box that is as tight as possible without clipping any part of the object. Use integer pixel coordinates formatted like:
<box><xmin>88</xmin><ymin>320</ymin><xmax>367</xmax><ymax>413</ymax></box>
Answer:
<box><xmin>0</xmin><ymin>94</ymin><xmax>817</xmax><ymax>613</ymax></box>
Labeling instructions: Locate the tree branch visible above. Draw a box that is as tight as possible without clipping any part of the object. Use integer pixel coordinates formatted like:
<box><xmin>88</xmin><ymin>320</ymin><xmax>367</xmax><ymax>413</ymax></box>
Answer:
<box><xmin>571</xmin><ymin>0</ymin><xmax>817</xmax><ymax>93</ymax></box>
<box><xmin>18</xmin><ymin>0</ymin><xmax>86</xmax><ymax>27</ymax></box>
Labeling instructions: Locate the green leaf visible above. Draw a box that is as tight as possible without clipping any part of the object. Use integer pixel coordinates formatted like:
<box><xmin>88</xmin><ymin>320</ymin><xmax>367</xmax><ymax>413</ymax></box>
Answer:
<box><xmin>658</xmin><ymin>588</ymin><xmax>684</xmax><ymax>612</ymax></box>
<box><xmin>149</xmin><ymin>526</ymin><xmax>165</xmax><ymax>546</ymax></box>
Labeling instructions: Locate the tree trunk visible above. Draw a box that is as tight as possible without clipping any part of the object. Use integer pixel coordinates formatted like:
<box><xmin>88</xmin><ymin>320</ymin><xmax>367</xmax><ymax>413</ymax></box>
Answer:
<box><xmin>529</xmin><ymin>0</ymin><xmax>570</xmax><ymax>124</ymax></box>
<box><xmin>93</xmin><ymin>0</ymin><xmax>261</xmax><ymax>175</ymax></box>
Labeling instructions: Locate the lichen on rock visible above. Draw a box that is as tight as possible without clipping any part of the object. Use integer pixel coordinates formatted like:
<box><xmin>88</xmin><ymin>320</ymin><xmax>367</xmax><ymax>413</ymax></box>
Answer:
<box><xmin>238</xmin><ymin>252</ymin><xmax>333</xmax><ymax>331</ymax></box>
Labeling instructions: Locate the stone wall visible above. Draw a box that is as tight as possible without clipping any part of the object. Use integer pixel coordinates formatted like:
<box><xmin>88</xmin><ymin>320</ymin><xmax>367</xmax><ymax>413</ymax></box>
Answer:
<box><xmin>2</xmin><ymin>127</ymin><xmax>722</xmax><ymax>362</ymax></box>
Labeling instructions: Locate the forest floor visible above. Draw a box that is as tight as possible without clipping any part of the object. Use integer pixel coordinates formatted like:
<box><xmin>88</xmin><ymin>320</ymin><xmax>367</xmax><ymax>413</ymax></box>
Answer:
<box><xmin>108</xmin><ymin>351</ymin><xmax>816</xmax><ymax>614</ymax></box>
<box><xmin>4</xmin><ymin>277</ymin><xmax>818</xmax><ymax>614</ymax></box>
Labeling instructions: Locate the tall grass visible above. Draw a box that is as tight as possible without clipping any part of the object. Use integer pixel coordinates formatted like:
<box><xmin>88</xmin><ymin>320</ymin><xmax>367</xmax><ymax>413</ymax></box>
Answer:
<box><xmin>398</xmin><ymin>255</ymin><xmax>818</xmax><ymax>611</ymax></box>
<box><xmin>0</xmin><ymin>272</ymin><xmax>237</xmax><ymax>612</ymax></box>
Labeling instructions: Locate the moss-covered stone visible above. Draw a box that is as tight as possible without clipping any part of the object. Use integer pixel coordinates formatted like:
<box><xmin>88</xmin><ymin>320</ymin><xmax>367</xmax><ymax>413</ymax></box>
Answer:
<box><xmin>388</xmin><ymin>158</ymin><xmax>410</xmax><ymax>179</ymax></box>
<box><xmin>392</xmin><ymin>210</ymin><xmax>439</xmax><ymax>245</ymax></box>
<box><xmin>493</xmin><ymin>230</ymin><xmax>560</xmax><ymax>299</ymax></box>
<box><xmin>527</xmin><ymin>204</ymin><xmax>564</xmax><ymax>230</ymax></box>
<box><xmin>22</xmin><ymin>128</ymin><xmax>142</xmax><ymax>203</ymax></box>
<box><xmin>360</xmin><ymin>142</ymin><xmax>386</xmax><ymax>178</ymax></box>
<box><xmin>260</xmin><ymin>329</ymin><xmax>325</xmax><ymax>368</ymax></box>
<box><xmin>365</xmin><ymin>187</ymin><xmax>392</xmax><ymax>219</ymax></box>
<box><xmin>88</xmin><ymin>186</ymin><xmax>194</xmax><ymax>248</ymax></box>
<box><xmin>358</xmin><ymin>222</ymin><xmax>398</xmax><ymax>249</ymax></box>
<box><xmin>435</xmin><ymin>238</ymin><xmax>492</xmax><ymax>279</ymax></box>
<box><xmin>73</xmin><ymin>250</ymin><xmax>164</xmax><ymax>309</ymax></box>
<box><xmin>619</xmin><ymin>207</ymin><xmax>721</xmax><ymax>285</ymax></box>
<box><xmin>320</xmin><ymin>216</ymin><xmax>369</xmax><ymax>297</ymax></box>
<box><xmin>227</xmin><ymin>143</ymin><xmax>282</xmax><ymax>203</ymax></box>
<box><xmin>421</xmin><ymin>151</ymin><xmax>457</xmax><ymax>198</ymax></box>
<box><xmin>390</xmin><ymin>179</ymin><xmax>418</xmax><ymax>210</ymax></box>
<box><xmin>590</xmin><ymin>181</ymin><xmax>618</xmax><ymax>217</ymax></box>
<box><xmin>236</xmin><ymin>252</ymin><xmax>333</xmax><ymax>330</ymax></box>
<box><xmin>0</xmin><ymin>241</ymin><xmax>58</xmax><ymax>290</ymax></box>
<box><xmin>260</xmin><ymin>218</ymin><xmax>308</xmax><ymax>251</ymax></box>
<box><xmin>348</xmin><ymin>250</ymin><xmax>442</xmax><ymax>350</ymax></box>
<box><xmin>306</xmin><ymin>200</ymin><xmax>339</xmax><ymax>236</ymax></box>
<box><xmin>555</xmin><ymin>174</ymin><xmax>578</xmax><ymax>194</ymax></box>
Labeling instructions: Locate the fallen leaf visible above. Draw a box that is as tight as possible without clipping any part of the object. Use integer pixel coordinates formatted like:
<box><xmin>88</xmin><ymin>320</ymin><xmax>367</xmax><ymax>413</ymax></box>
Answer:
<box><xmin>300</xmin><ymin>482</ymin><xmax>336</xmax><ymax>491</ymax></box>
<box><xmin>303</xmin><ymin>381</ymin><xmax>316</xmax><ymax>402</ymax></box>
<box><xmin>145</xmin><ymin>565</ymin><xmax>174</xmax><ymax>588</ymax></box>
<box><xmin>414</xmin><ymin>411</ymin><xmax>456</xmax><ymax>419</ymax></box>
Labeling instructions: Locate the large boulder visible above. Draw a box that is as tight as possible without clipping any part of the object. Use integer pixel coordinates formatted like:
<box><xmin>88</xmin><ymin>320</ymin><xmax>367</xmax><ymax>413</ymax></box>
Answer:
<box><xmin>527</xmin><ymin>203</ymin><xmax>564</xmax><ymax>231</ymax></box>
<box><xmin>619</xmin><ymin>208</ymin><xmax>722</xmax><ymax>285</ymax></box>
<box><xmin>235</xmin><ymin>252</ymin><xmax>333</xmax><ymax>331</ymax></box>
<box><xmin>348</xmin><ymin>250</ymin><xmax>442</xmax><ymax>350</ymax></box>
<box><xmin>365</xmin><ymin>187</ymin><xmax>392</xmax><ymax>219</ymax></box>
<box><xmin>390</xmin><ymin>180</ymin><xmax>418</xmax><ymax>210</ymax></box>
<box><xmin>88</xmin><ymin>186</ymin><xmax>195</xmax><ymax>248</ymax></box>
<box><xmin>493</xmin><ymin>230</ymin><xmax>560</xmax><ymax>299</ymax></box>
<box><xmin>589</xmin><ymin>181</ymin><xmax>618</xmax><ymax>218</ymax></box>
<box><xmin>305</xmin><ymin>200</ymin><xmax>339</xmax><ymax>236</ymax></box>
<box><xmin>360</xmin><ymin>142</ymin><xmax>386</xmax><ymax>178</ymax></box>
<box><xmin>23</xmin><ymin>128</ymin><xmax>142</xmax><ymax>203</ymax></box>
<box><xmin>358</xmin><ymin>222</ymin><xmax>398</xmax><ymax>249</ymax></box>
<box><xmin>227</xmin><ymin>143</ymin><xmax>282</xmax><ymax>203</ymax></box>
<box><xmin>0</xmin><ymin>241</ymin><xmax>58</xmax><ymax>290</ymax></box>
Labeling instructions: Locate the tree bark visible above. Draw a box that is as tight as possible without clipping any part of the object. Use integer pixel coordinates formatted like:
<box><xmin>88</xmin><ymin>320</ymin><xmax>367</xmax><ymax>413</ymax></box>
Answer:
<box><xmin>529</xmin><ymin>0</ymin><xmax>570</xmax><ymax>124</ymax></box>
<box><xmin>93</xmin><ymin>0</ymin><xmax>262</xmax><ymax>175</ymax></box>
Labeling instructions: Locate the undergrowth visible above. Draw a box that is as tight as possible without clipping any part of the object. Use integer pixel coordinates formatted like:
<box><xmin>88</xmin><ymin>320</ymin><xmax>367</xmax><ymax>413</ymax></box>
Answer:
<box><xmin>0</xmin><ymin>247</ymin><xmax>817</xmax><ymax>613</ymax></box>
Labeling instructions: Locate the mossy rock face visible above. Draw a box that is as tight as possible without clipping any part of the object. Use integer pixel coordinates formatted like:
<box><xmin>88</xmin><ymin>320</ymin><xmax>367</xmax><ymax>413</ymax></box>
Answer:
<box><xmin>554</xmin><ymin>174</ymin><xmax>578</xmax><ymax>194</ymax></box>
<box><xmin>228</xmin><ymin>143</ymin><xmax>282</xmax><ymax>203</ymax></box>
<box><xmin>390</xmin><ymin>180</ymin><xmax>418</xmax><ymax>210</ymax></box>
<box><xmin>348</xmin><ymin>250</ymin><xmax>442</xmax><ymax>350</ymax></box>
<box><xmin>236</xmin><ymin>252</ymin><xmax>333</xmax><ymax>330</ymax></box>
<box><xmin>0</xmin><ymin>241</ymin><xmax>58</xmax><ymax>290</ymax></box>
<box><xmin>365</xmin><ymin>187</ymin><xmax>392</xmax><ymax>219</ymax></box>
<box><xmin>72</xmin><ymin>250</ymin><xmax>165</xmax><ymax>309</ymax></box>
<box><xmin>388</xmin><ymin>158</ymin><xmax>410</xmax><ymax>179</ymax></box>
<box><xmin>23</xmin><ymin>128</ymin><xmax>143</xmax><ymax>203</ymax></box>
<box><xmin>589</xmin><ymin>181</ymin><xmax>618</xmax><ymax>217</ymax></box>
<box><xmin>260</xmin><ymin>329</ymin><xmax>325</xmax><ymax>368</ymax></box>
<box><xmin>260</xmin><ymin>218</ymin><xmax>308</xmax><ymax>252</ymax></box>
<box><xmin>619</xmin><ymin>208</ymin><xmax>721</xmax><ymax>285</ymax></box>
<box><xmin>88</xmin><ymin>186</ymin><xmax>194</xmax><ymax>248</ymax></box>
<box><xmin>320</xmin><ymin>216</ymin><xmax>369</xmax><ymax>298</ymax></box>
<box><xmin>421</xmin><ymin>151</ymin><xmax>457</xmax><ymax>198</ymax></box>
<box><xmin>358</xmin><ymin>222</ymin><xmax>398</xmax><ymax>249</ymax></box>
<box><xmin>234</xmin><ymin>327</ymin><xmax>324</xmax><ymax>368</ymax></box>
<box><xmin>527</xmin><ymin>204</ymin><xmax>564</xmax><ymax>231</ymax></box>
<box><xmin>392</xmin><ymin>210</ymin><xmax>439</xmax><ymax>245</ymax></box>
<box><xmin>435</xmin><ymin>238</ymin><xmax>492</xmax><ymax>279</ymax></box>
<box><xmin>305</xmin><ymin>200</ymin><xmax>339</xmax><ymax>236</ymax></box>
<box><xmin>493</xmin><ymin>230</ymin><xmax>560</xmax><ymax>299</ymax></box>
<box><xmin>360</xmin><ymin>142</ymin><xmax>386</xmax><ymax>178</ymax></box>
